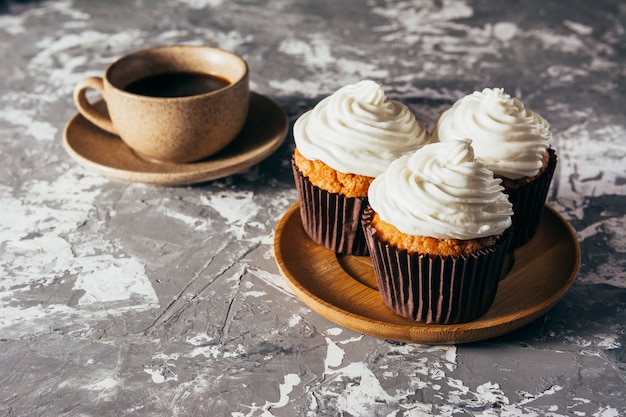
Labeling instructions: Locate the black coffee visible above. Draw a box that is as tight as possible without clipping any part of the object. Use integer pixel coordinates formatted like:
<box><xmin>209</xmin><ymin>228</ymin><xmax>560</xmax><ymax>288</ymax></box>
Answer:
<box><xmin>124</xmin><ymin>72</ymin><xmax>229</xmax><ymax>98</ymax></box>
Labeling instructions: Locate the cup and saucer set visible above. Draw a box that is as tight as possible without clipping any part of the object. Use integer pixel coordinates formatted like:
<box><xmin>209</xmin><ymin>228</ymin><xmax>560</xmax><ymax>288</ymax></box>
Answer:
<box><xmin>63</xmin><ymin>45</ymin><xmax>288</xmax><ymax>186</ymax></box>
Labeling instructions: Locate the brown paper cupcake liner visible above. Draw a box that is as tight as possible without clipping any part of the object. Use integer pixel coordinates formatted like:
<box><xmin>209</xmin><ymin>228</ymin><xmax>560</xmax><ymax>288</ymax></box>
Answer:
<box><xmin>362</xmin><ymin>208</ymin><xmax>511</xmax><ymax>324</ymax></box>
<box><xmin>292</xmin><ymin>158</ymin><xmax>369</xmax><ymax>256</ymax></box>
<box><xmin>504</xmin><ymin>148</ymin><xmax>557</xmax><ymax>249</ymax></box>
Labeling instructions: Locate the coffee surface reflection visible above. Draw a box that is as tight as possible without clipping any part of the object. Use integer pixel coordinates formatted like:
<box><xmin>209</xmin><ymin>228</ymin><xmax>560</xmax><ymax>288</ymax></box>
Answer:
<box><xmin>124</xmin><ymin>72</ymin><xmax>230</xmax><ymax>98</ymax></box>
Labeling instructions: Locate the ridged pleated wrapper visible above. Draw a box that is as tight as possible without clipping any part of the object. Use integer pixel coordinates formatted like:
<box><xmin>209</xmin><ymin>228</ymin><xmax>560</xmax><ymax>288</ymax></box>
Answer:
<box><xmin>504</xmin><ymin>148</ymin><xmax>557</xmax><ymax>249</ymax></box>
<box><xmin>292</xmin><ymin>158</ymin><xmax>369</xmax><ymax>256</ymax></box>
<box><xmin>362</xmin><ymin>207</ymin><xmax>512</xmax><ymax>324</ymax></box>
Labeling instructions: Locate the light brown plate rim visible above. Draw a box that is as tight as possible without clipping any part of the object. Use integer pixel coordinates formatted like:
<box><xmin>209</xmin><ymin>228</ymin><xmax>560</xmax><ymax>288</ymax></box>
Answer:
<box><xmin>62</xmin><ymin>92</ymin><xmax>288</xmax><ymax>186</ymax></box>
<box><xmin>274</xmin><ymin>203</ymin><xmax>581</xmax><ymax>344</ymax></box>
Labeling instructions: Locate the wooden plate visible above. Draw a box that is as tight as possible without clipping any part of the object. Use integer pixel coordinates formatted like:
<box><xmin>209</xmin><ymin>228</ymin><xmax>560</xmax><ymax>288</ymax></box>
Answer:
<box><xmin>63</xmin><ymin>93</ymin><xmax>288</xmax><ymax>186</ymax></box>
<box><xmin>274</xmin><ymin>203</ymin><xmax>581</xmax><ymax>344</ymax></box>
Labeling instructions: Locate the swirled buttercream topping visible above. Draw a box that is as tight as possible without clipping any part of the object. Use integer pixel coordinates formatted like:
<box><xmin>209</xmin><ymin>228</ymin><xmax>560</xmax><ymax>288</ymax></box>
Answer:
<box><xmin>368</xmin><ymin>139</ymin><xmax>513</xmax><ymax>240</ymax></box>
<box><xmin>293</xmin><ymin>80</ymin><xmax>429</xmax><ymax>178</ymax></box>
<box><xmin>434</xmin><ymin>88</ymin><xmax>551</xmax><ymax>179</ymax></box>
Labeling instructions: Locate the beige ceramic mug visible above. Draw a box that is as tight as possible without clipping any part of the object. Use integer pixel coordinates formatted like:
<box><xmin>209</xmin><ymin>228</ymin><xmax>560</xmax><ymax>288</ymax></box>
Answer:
<box><xmin>73</xmin><ymin>45</ymin><xmax>249</xmax><ymax>164</ymax></box>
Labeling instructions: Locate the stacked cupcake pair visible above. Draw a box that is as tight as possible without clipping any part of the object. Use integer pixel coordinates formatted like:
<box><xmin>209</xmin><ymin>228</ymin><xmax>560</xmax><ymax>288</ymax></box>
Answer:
<box><xmin>291</xmin><ymin>82</ymin><xmax>555</xmax><ymax>325</ymax></box>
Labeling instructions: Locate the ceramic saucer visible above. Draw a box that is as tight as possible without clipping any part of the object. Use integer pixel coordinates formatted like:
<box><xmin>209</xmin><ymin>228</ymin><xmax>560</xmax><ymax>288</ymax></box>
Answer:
<box><xmin>63</xmin><ymin>93</ymin><xmax>288</xmax><ymax>185</ymax></box>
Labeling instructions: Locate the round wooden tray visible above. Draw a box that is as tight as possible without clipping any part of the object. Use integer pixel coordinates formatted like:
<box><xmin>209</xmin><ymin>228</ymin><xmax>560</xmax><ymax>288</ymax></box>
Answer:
<box><xmin>274</xmin><ymin>203</ymin><xmax>580</xmax><ymax>344</ymax></box>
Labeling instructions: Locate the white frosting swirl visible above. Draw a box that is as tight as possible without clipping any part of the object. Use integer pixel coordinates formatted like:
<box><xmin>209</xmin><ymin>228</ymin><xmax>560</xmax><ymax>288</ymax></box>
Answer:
<box><xmin>368</xmin><ymin>140</ymin><xmax>513</xmax><ymax>240</ymax></box>
<box><xmin>434</xmin><ymin>88</ymin><xmax>551</xmax><ymax>179</ymax></box>
<box><xmin>293</xmin><ymin>80</ymin><xmax>429</xmax><ymax>178</ymax></box>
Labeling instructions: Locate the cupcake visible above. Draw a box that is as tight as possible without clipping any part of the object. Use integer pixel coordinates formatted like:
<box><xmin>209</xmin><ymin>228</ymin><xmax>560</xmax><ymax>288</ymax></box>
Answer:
<box><xmin>363</xmin><ymin>139</ymin><xmax>513</xmax><ymax>324</ymax></box>
<box><xmin>433</xmin><ymin>87</ymin><xmax>556</xmax><ymax>249</ymax></box>
<box><xmin>292</xmin><ymin>80</ymin><xmax>429</xmax><ymax>255</ymax></box>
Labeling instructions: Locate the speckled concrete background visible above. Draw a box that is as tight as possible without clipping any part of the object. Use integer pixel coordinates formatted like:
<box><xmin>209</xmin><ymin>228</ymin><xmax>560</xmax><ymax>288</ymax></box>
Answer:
<box><xmin>1</xmin><ymin>0</ymin><xmax>625</xmax><ymax>416</ymax></box>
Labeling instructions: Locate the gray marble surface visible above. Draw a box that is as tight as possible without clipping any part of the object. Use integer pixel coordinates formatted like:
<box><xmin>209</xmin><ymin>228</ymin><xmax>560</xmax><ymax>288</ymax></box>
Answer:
<box><xmin>1</xmin><ymin>0</ymin><xmax>625</xmax><ymax>416</ymax></box>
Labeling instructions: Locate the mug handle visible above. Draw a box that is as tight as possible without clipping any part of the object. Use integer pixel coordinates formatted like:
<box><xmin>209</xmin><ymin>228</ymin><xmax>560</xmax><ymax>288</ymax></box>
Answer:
<box><xmin>73</xmin><ymin>77</ymin><xmax>118</xmax><ymax>135</ymax></box>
